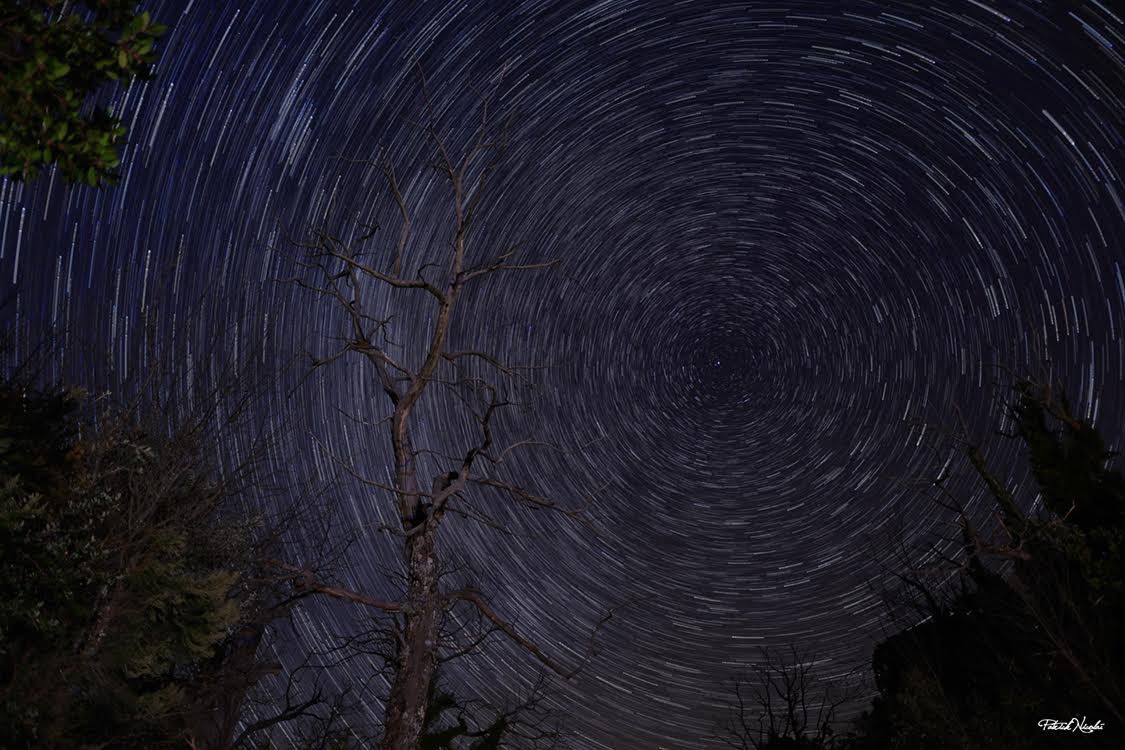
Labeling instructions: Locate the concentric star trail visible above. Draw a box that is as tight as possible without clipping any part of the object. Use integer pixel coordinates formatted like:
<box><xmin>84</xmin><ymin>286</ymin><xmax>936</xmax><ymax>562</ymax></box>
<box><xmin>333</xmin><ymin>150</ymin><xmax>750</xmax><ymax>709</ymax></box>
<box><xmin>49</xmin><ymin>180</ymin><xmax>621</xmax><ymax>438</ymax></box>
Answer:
<box><xmin>2</xmin><ymin>2</ymin><xmax>1122</xmax><ymax>747</ymax></box>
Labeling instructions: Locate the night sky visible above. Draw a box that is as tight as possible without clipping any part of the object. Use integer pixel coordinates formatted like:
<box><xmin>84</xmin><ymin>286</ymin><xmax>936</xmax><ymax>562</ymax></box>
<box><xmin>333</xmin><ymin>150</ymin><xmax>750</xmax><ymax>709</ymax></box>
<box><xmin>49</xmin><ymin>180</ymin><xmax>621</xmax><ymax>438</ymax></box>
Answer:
<box><xmin>2</xmin><ymin>1</ymin><xmax>1124</xmax><ymax>748</ymax></box>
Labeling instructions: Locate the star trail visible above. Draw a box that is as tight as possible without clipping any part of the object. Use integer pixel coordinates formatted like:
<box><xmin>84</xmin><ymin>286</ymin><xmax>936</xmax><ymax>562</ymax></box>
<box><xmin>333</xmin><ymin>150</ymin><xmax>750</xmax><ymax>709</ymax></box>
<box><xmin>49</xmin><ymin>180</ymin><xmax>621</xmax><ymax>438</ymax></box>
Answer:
<box><xmin>2</xmin><ymin>1</ymin><xmax>1123</xmax><ymax>747</ymax></box>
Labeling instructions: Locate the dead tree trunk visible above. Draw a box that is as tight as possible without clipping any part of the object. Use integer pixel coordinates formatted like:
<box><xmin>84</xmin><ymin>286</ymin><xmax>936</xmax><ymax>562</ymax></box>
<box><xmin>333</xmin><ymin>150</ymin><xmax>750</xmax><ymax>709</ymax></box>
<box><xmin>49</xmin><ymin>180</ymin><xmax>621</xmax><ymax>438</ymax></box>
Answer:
<box><xmin>383</xmin><ymin>517</ymin><xmax>441</xmax><ymax>749</ymax></box>
<box><xmin>288</xmin><ymin>78</ymin><xmax>611</xmax><ymax>750</ymax></box>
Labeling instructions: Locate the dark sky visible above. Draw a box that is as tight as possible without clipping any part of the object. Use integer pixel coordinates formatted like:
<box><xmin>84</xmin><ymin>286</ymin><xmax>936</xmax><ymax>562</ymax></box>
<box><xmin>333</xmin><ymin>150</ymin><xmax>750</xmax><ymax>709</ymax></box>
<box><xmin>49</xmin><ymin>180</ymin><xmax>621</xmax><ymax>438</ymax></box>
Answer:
<box><xmin>2</xmin><ymin>1</ymin><xmax>1124</xmax><ymax>747</ymax></box>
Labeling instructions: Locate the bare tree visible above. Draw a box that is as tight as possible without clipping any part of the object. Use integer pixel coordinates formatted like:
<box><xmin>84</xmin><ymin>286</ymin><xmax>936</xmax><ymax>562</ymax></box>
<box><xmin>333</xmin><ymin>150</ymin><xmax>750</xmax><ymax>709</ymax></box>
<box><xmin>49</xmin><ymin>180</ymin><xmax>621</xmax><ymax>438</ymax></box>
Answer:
<box><xmin>286</xmin><ymin>77</ymin><xmax>608</xmax><ymax>750</ymax></box>
<box><xmin>719</xmin><ymin>646</ymin><xmax>859</xmax><ymax>750</ymax></box>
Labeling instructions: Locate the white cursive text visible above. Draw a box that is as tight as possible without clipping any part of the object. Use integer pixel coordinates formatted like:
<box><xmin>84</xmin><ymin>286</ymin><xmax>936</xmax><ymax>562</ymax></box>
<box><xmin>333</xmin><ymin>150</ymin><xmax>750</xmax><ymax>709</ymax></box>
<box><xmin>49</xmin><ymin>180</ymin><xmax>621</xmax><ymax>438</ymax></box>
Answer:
<box><xmin>1038</xmin><ymin>717</ymin><xmax>1105</xmax><ymax>734</ymax></box>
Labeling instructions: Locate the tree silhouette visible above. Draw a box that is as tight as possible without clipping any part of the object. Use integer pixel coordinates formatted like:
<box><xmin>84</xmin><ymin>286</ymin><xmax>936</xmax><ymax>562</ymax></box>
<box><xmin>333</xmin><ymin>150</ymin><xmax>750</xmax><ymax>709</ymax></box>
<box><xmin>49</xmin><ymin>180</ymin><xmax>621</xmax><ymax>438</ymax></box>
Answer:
<box><xmin>856</xmin><ymin>376</ymin><xmax>1124</xmax><ymax>749</ymax></box>
<box><xmin>719</xmin><ymin>646</ymin><xmax>859</xmax><ymax>750</ymax></box>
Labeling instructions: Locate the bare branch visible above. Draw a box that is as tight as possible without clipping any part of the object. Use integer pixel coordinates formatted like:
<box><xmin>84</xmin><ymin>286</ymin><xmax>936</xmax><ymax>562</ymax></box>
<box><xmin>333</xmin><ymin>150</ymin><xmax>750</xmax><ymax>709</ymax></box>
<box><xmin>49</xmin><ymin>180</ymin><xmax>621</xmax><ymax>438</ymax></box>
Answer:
<box><xmin>314</xmin><ymin>240</ymin><xmax>446</xmax><ymax>303</ymax></box>
<box><xmin>442</xmin><ymin>349</ymin><xmax>544</xmax><ymax>378</ymax></box>
<box><xmin>470</xmin><ymin>476</ymin><xmax>599</xmax><ymax>522</ymax></box>
<box><xmin>463</xmin><ymin>253</ymin><xmax>562</xmax><ymax>283</ymax></box>
<box><xmin>382</xmin><ymin>155</ymin><xmax>412</xmax><ymax>277</ymax></box>
<box><xmin>445</xmin><ymin>588</ymin><xmax>621</xmax><ymax>679</ymax></box>
<box><xmin>263</xmin><ymin>559</ymin><xmax>403</xmax><ymax>614</ymax></box>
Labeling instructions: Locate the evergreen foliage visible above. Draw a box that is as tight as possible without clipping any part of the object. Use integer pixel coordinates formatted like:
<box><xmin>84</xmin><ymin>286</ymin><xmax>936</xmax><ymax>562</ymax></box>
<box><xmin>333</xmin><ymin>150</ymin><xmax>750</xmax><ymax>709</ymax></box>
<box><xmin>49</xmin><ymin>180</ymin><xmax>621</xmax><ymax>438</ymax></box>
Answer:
<box><xmin>0</xmin><ymin>381</ymin><xmax>257</xmax><ymax>748</ymax></box>
<box><xmin>854</xmin><ymin>379</ymin><xmax>1124</xmax><ymax>749</ymax></box>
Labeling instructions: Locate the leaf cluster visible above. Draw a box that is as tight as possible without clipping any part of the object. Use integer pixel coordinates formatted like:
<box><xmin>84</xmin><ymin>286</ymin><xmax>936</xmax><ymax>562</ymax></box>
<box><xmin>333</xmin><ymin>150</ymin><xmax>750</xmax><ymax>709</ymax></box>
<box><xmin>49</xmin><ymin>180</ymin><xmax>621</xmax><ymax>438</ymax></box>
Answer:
<box><xmin>0</xmin><ymin>0</ymin><xmax>167</xmax><ymax>186</ymax></box>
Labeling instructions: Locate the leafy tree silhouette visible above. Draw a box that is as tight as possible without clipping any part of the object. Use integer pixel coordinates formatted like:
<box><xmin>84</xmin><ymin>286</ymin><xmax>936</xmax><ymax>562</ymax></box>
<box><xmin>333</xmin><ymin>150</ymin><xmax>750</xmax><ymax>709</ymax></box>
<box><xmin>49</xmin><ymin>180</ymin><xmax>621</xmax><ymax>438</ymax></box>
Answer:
<box><xmin>0</xmin><ymin>0</ymin><xmax>167</xmax><ymax>186</ymax></box>
<box><xmin>856</xmin><ymin>377</ymin><xmax>1124</xmax><ymax>749</ymax></box>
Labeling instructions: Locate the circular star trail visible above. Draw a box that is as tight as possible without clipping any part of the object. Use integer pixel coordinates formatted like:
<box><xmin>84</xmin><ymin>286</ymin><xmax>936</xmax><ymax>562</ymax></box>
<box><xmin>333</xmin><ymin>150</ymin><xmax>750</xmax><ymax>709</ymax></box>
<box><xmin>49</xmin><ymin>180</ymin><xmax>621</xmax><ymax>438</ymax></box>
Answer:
<box><xmin>3</xmin><ymin>1</ymin><xmax>1123</xmax><ymax>748</ymax></box>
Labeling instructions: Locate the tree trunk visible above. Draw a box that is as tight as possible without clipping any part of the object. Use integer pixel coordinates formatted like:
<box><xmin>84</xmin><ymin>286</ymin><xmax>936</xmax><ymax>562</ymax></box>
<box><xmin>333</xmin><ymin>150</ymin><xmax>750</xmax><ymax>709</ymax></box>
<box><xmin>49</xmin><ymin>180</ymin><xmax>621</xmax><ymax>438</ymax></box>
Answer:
<box><xmin>380</xmin><ymin>524</ymin><xmax>442</xmax><ymax>750</ymax></box>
